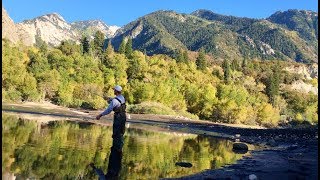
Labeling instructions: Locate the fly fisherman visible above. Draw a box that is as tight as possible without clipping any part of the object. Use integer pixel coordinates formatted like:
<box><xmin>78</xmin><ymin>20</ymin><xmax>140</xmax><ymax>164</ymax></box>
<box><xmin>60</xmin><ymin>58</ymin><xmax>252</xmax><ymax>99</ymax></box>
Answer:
<box><xmin>95</xmin><ymin>85</ymin><xmax>126</xmax><ymax>178</ymax></box>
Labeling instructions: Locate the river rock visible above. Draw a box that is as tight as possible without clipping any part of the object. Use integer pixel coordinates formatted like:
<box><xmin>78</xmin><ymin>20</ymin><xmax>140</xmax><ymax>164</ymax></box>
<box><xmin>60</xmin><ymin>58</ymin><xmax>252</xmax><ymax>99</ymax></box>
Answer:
<box><xmin>175</xmin><ymin>162</ymin><xmax>193</xmax><ymax>168</ymax></box>
<box><xmin>267</xmin><ymin>139</ymin><xmax>277</xmax><ymax>147</ymax></box>
<box><xmin>232</xmin><ymin>143</ymin><xmax>248</xmax><ymax>154</ymax></box>
<box><xmin>249</xmin><ymin>174</ymin><xmax>258</xmax><ymax>180</ymax></box>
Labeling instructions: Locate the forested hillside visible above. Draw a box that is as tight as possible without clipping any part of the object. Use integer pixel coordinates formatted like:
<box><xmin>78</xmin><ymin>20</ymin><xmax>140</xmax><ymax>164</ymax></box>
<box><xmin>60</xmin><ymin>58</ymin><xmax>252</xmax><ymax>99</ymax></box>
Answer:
<box><xmin>2</xmin><ymin>35</ymin><xmax>318</xmax><ymax>127</ymax></box>
<box><xmin>111</xmin><ymin>9</ymin><xmax>318</xmax><ymax>63</ymax></box>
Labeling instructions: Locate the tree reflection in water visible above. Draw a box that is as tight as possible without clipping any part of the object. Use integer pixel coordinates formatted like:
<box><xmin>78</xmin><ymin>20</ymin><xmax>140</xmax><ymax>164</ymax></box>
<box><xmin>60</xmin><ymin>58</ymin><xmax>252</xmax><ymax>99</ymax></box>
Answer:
<box><xmin>2</xmin><ymin>114</ymin><xmax>244</xmax><ymax>179</ymax></box>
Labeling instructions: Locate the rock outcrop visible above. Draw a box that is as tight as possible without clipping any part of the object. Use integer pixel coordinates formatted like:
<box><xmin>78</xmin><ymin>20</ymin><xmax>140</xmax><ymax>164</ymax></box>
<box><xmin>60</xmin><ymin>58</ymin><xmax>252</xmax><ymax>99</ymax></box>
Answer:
<box><xmin>16</xmin><ymin>13</ymin><xmax>78</xmax><ymax>46</ymax></box>
<box><xmin>2</xmin><ymin>7</ymin><xmax>118</xmax><ymax>46</ymax></box>
<box><xmin>284</xmin><ymin>63</ymin><xmax>318</xmax><ymax>79</ymax></box>
<box><xmin>2</xmin><ymin>8</ymin><xmax>20</xmax><ymax>43</ymax></box>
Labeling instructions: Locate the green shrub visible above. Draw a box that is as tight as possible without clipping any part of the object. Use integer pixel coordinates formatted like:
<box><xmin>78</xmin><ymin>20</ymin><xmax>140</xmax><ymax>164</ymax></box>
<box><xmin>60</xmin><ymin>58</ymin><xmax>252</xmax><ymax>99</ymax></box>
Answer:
<box><xmin>127</xmin><ymin>102</ymin><xmax>198</xmax><ymax>120</ymax></box>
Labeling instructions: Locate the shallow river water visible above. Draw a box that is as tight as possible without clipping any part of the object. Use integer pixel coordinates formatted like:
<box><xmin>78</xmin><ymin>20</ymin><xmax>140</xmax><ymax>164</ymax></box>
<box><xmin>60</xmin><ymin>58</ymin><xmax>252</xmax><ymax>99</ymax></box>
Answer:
<box><xmin>2</xmin><ymin>113</ymin><xmax>245</xmax><ymax>179</ymax></box>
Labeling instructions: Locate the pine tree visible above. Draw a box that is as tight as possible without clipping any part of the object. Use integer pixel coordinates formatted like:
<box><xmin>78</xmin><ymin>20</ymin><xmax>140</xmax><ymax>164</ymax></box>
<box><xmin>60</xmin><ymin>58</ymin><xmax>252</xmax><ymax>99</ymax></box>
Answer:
<box><xmin>176</xmin><ymin>49</ymin><xmax>185</xmax><ymax>63</ymax></box>
<box><xmin>266</xmin><ymin>60</ymin><xmax>281</xmax><ymax>105</ymax></box>
<box><xmin>222</xmin><ymin>59</ymin><xmax>231</xmax><ymax>83</ymax></box>
<box><xmin>183</xmin><ymin>50</ymin><xmax>189</xmax><ymax>63</ymax></box>
<box><xmin>242</xmin><ymin>58</ymin><xmax>247</xmax><ymax>69</ymax></box>
<box><xmin>125</xmin><ymin>38</ymin><xmax>133</xmax><ymax>58</ymax></box>
<box><xmin>93</xmin><ymin>30</ymin><xmax>105</xmax><ymax>51</ymax></box>
<box><xmin>231</xmin><ymin>59</ymin><xmax>239</xmax><ymax>71</ymax></box>
<box><xmin>93</xmin><ymin>30</ymin><xmax>105</xmax><ymax>59</ymax></box>
<box><xmin>81</xmin><ymin>36</ymin><xmax>90</xmax><ymax>55</ymax></box>
<box><xmin>118</xmin><ymin>38</ymin><xmax>126</xmax><ymax>54</ymax></box>
<box><xmin>196</xmin><ymin>48</ymin><xmax>207</xmax><ymax>70</ymax></box>
<box><xmin>35</xmin><ymin>35</ymin><xmax>48</xmax><ymax>53</ymax></box>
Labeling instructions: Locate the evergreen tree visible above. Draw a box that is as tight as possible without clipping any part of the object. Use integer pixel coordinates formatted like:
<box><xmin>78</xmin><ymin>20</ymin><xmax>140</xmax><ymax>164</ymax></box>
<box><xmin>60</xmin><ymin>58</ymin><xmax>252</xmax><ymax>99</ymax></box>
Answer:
<box><xmin>196</xmin><ymin>48</ymin><xmax>207</xmax><ymax>70</ymax></box>
<box><xmin>125</xmin><ymin>38</ymin><xmax>133</xmax><ymax>58</ymax></box>
<box><xmin>231</xmin><ymin>59</ymin><xmax>239</xmax><ymax>71</ymax></box>
<box><xmin>183</xmin><ymin>50</ymin><xmax>189</xmax><ymax>63</ymax></box>
<box><xmin>241</xmin><ymin>58</ymin><xmax>247</xmax><ymax>70</ymax></box>
<box><xmin>105</xmin><ymin>40</ymin><xmax>114</xmax><ymax>55</ymax></box>
<box><xmin>176</xmin><ymin>49</ymin><xmax>185</xmax><ymax>63</ymax></box>
<box><xmin>93</xmin><ymin>31</ymin><xmax>105</xmax><ymax>58</ymax></box>
<box><xmin>266</xmin><ymin>61</ymin><xmax>281</xmax><ymax>105</ymax></box>
<box><xmin>222</xmin><ymin>59</ymin><xmax>231</xmax><ymax>83</ymax></box>
<box><xmin>118</xmin><ymin>38</ymin><xmax>126</xmax><ymax>54</ymax></box>
<box><xmin>93</xmin><ymin>30</ymin><xmax>105</xmax><ymax>51</ymax></box>
<box><xmin>35</xmin><ymin>35</ymin><xmax>48</xmax><ymax>53</ymax></box>
<box><xmin>81</xmin><ymin>36</ymin><xmax>90</xmax><ymax>55</ymax></box>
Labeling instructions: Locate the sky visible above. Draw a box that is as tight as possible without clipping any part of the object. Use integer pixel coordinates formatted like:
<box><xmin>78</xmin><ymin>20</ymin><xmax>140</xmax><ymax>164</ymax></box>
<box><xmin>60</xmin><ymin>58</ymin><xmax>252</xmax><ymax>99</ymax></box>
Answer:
<box><xmin>3</xmin><ymin>0</ymin><xmax>318</xmax><ymax>27</ymax></box>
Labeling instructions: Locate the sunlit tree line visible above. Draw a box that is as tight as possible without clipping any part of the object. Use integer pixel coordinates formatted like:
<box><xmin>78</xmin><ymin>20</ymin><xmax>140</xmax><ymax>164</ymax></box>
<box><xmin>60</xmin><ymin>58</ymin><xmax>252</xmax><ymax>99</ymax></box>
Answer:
<box><xmin>2</xmin><ymin>32</ymin><xmax>318</xmax><ymax>126</ymax></box>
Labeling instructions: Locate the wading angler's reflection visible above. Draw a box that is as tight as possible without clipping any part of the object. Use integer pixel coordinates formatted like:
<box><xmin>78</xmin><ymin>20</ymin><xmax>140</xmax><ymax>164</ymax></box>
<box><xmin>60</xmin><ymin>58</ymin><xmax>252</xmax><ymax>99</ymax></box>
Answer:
<box><xmin>90</xmin><ymin>146</ymin><xmax>123</xmax><ymax>180</ymax></box>
<box><xmin>92</xmin><ymin>85</ymin><xmax>127</xmax><ymax>179</ymax></box>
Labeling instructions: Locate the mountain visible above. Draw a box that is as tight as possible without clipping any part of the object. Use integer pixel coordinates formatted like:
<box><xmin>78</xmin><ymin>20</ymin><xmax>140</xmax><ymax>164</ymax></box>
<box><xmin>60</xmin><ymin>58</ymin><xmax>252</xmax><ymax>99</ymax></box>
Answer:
<box><xmin>2</xmin><ymin>8</ymin><xmax>21</xmax><ymax>44</ymax></box>
<box><xmin>71</xmin><ymin>20</ymin><xmax>119</xmax><ymax>39</ymax></box>
<box><xmin>111</xmin><ymin>9</ymin><xmax>318</xmax><ymax>63</ymax></box>
<box><xmin>16</xmin><ymin>13</ymin><xmax>79</xmax><ymax>46</ymax></box>
<box><xmin>2</xmin><ymin>8</ymin><xmax>119</xmax><ymax>46</ymax></box>
<box><xmin>3</xmin><ymin>7</ymin><xmax>318</xmax><ymax>63</ymax></box>
<box><xmin>191</xmin><ymin>9</ymin><xmax>259</xmax><ymax>31</ymax></box>
<box><xmin>267</xmin><ymin>9</ymin><xmax>318</xmax><ymax>43</ymax></box>
<box><xmin>111</xmin><ymin>10</ymin><xmax>242</xmax><ymax>58</ymax></box>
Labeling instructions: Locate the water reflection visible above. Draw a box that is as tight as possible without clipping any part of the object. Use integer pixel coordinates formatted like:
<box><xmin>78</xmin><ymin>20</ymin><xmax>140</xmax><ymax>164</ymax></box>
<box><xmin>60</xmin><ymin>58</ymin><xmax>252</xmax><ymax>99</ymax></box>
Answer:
<box><xmin>90</xmin><ymin>146</ymin><xmax>123</xmax><ymax>180</ymax></box>
<box><xmin>2</xmin><ymin>113</ymin><xmax>244</xmax><ymax>179</ymax></box>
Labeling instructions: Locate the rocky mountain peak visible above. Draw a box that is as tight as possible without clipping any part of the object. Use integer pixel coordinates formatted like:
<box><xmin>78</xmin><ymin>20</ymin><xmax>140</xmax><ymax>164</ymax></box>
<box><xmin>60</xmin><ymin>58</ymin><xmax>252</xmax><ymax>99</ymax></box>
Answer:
<box><xmin>71</xmin><ymin>20</ymin><xmax>120</xmax><ymax>38</ymax></box>
<box><xmin>191</xmin><ymin>9</ymin><xmax>215</xmax><ymax>16</ymax></box>
<box><xmin>3</xmin><ymin>8</ymin><xmax>119</xmax><ymax>46</ymax></box>
<box><xmin>21</xmin><ymin>12</ymin><xmax>71</xmax><ymax>30</ymax></box>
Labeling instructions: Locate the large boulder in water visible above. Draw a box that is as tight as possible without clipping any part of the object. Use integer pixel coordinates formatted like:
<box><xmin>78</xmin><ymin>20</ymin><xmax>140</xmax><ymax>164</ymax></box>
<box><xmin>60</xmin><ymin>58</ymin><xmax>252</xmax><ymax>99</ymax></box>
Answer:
<box><xmin>232</xmin><ymin>142</ymin><xmax>248</xmax><ymax>154</ymax></box>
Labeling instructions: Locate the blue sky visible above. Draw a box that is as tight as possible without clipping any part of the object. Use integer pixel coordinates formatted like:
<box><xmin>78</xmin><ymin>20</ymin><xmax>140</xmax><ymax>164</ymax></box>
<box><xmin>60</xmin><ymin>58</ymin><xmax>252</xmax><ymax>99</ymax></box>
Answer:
<box><xmin>3</xmin><ymin>0</ymin><xmax>318</xmax><ymax>27</ymax></box>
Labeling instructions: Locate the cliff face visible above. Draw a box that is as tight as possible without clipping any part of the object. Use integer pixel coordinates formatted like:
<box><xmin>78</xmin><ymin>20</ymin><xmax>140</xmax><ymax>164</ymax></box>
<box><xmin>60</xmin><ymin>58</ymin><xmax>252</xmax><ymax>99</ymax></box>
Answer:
<box><xmin>284</xmin><ymin>63</ymin><xmax>318</xmax><ymax>79</ymax></box>
<box><xmin>2</xmin><ymin>8</ymin><xmax>119</xmax><ymax>46</ymax></box>
<box><xmin>2</xmin><ymin>8</ymin><xmax>20</xmax><ymax>43</ymax></box>
<box><xmin>16</xmin><ymin>13</ymin><xmax>79</xmax><ymax>46</ymax></box>
<box><xmin>284</xmin><ymin>63</ymin><xmax>318</xmax><ymax>95</ymax></box>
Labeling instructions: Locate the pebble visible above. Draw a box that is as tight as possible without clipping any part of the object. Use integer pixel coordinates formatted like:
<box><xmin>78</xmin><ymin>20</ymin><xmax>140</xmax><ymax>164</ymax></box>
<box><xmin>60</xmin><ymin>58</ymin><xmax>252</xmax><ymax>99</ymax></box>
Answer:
<box><xmin>249</xmin><ymin>174</ymin><xmax>258</xmax><ymax>180</ymax></box>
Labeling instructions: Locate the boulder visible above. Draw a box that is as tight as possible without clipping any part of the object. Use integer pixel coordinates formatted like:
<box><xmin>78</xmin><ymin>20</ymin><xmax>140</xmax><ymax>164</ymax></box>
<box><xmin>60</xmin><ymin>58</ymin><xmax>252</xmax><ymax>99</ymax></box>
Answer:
<box><xmin>175</xmin><ymin>162</ymin><xmax>193</xmax><ymax>168</ymax></box>
<box><xmin>232</xmin><ymin>142</ymin><xmax>249</xmax><ymax>154</ymax></box>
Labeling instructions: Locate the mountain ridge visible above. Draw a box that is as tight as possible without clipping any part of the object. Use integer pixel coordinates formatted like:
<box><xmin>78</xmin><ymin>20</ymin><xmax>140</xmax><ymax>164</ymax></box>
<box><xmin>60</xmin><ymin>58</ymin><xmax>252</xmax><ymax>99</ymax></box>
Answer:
<box><xmin>2</xmin><ymin>7</ymin><xmax>317</xmax><ymax>63</ymax></box>
<box><xmin>110</xmin><ymin>9</ymin><xmax>317</xmax><ymax>63</ymax></box>
<box><xmin>2</xmin><ymin>7</ymin><xmax>119</xmax><ymax>46</ymax></box>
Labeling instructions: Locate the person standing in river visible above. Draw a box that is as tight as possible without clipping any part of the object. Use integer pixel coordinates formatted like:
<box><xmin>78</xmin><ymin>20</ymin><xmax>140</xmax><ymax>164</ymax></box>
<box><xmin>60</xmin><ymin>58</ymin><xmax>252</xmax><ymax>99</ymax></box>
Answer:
<box><xmin>96</xmin><ymin>85</ymin><xmax>126</xmax><ymax>150</ymax></box>
<box><xmin>96</xmin><ymin>85</ymin><xmax>126</xmax><ymax>178</ymax></box>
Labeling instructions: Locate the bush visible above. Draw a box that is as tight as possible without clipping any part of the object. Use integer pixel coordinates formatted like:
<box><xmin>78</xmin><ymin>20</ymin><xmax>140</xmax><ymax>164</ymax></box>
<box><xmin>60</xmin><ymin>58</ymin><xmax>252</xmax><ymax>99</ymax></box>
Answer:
<box><xmin>6</xmin><ymin>88</ymin><xmax>22</xmax><ymax>102</ymax></box>
<box><xmin>127</xmin><ymin>102</ymin><xmax>176</xmax><ymax>115</ymax></box>
<box><xmin>127</xmin><ymin>102</ymin><xmax>199</xmax><ymax>120</ymax></box>
<box><xmin>257</xmin><ymin>103</ymin><xmax>280</xmax><ymax>127</ymax></box>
